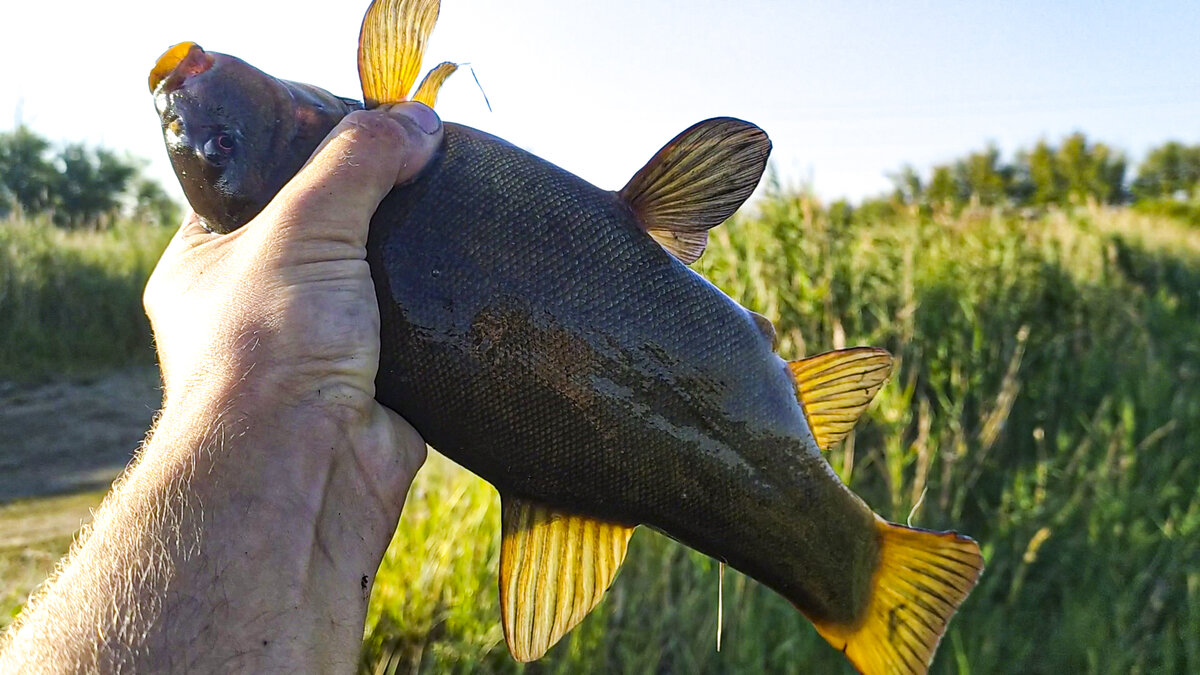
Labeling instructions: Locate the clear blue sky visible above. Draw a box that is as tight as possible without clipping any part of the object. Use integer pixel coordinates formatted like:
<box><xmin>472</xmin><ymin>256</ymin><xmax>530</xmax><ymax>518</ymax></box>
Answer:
<box><xmin>3</xmin><ymin>0</ymin><xmax>1198</xmax><ymax>203</ymax></box>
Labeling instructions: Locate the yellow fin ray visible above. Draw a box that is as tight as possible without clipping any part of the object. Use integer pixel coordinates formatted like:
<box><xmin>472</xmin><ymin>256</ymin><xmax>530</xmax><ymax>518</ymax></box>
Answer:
<box><xmin>499</xmin><ymin>498</ymin><xmax>635</xmax><ymax>662</ymax></box>
<box><xmin>412</xmin><ymin>61</ymin><xmax>458</xmax><ymax>107</ymax></box>
<box><xmin>149</xmin><ymin>42</ymin><xmax>204</xmax><ymax>93</ymax></box>
<box><xmin>358</xmin><ymin>0</ymin><xmax>441</xmax><ymax>107</ymax></box>
<box><xmin>809</xmin><ymin>518</ymin><xmax>984</xmax><ymax>675</ymax></box>
<box><xmin>788</xmin><ymin>347</ymin><xmax>893</xmax><ymax>451</ymax></box>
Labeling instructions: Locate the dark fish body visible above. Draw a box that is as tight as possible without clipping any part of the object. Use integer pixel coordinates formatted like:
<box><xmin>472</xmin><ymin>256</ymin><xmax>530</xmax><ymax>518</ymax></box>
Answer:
<box><xmin>369</xmin><ymin>123</ymin><xmax>878</xmax><ymax>621</ymax></box>
<box><xmin>150</xmin><ymin>21</ymin><xmax>983</xmax><ymax>669</ymax></box>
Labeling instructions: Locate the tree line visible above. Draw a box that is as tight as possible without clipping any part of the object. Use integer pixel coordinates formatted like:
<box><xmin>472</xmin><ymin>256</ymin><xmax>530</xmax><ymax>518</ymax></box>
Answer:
<box><xmin>887</xmin><ymin>133</ymin><xmax>1200</xmax><ymax>210</ymax></box>
<box><xmin>0</xmin><ymin>125</ymin><xmax>179</xmax><ymax>229</ymax></box>
<box><xmin>4</xmin><ymin>124</ymin><xmax>1199</xmax><ymax>231</ymax></box>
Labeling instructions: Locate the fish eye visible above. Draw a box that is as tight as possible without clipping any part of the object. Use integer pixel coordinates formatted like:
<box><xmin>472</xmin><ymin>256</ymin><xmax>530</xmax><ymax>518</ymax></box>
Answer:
<box><xmin>202</xmin><ymin>132</ymin><xmax>235</xmax><ymax>164</ymax></box>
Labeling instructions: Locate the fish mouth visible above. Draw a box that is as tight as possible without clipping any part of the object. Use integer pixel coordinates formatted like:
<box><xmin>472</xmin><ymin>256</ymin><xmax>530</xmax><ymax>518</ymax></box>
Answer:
<box><xmin>148</xmin><ymin>42</ymin><xmax>214</xmax><ymax>94</ymax></box>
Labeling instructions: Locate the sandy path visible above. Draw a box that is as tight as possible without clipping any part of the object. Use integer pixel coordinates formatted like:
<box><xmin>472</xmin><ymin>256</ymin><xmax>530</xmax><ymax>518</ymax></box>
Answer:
<box><xmin>0</xmin><ymin>368</ymin><xmax>162</xmax><ymax>625</ymax></box>
<box><xmin>0</xmin><ymin>367</ymin><xmax>162</xmax><ymax>505</ymax></box>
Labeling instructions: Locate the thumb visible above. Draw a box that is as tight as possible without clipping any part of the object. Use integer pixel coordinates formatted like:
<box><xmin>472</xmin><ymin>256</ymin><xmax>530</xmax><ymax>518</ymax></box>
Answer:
<box><xmin>261</xmin><ymin>102</ymin><xmax>443</xmax><ymax>247</ymax></box>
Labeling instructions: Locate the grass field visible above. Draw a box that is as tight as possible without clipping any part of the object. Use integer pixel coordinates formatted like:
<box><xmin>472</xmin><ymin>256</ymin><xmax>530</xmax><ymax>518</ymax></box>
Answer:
<box><xmin>0</xmin><ymin>491</ymin><xmax>104</xmax><ymax>627</ymax></box>
<box><xmin>1</xmin><ymin>200</ymin><xmax>1197</xmax><ymax>673</ymax></box>
<box><xmin>0</xmin><ymin>217</ymin><xmax>173</xmax><ymax>381</ymax></box>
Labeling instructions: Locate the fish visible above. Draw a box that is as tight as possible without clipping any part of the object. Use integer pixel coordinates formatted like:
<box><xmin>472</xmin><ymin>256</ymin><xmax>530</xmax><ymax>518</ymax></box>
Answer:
<box><xmin>148</xmin><ymin>1</ymin><xmax>984</xmax><ymax>672</ymax></box>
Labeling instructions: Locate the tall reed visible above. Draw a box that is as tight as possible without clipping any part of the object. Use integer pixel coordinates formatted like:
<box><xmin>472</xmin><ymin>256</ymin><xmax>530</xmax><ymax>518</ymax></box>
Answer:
<box><xmin>364</xmin><ymin>200</ymin><xmax>1199</xmax><ymax>673</ymax></box>
<box><xmin>0</xmin><ymin>217</ymin><xmax>172</xmax><ymax>380</ymax></box>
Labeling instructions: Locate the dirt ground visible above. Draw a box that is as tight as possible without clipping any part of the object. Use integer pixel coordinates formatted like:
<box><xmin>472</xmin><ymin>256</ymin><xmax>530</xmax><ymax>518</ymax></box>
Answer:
<box><xmin>0</xmin><ymin>366</ymin><xmax>162</xmax><ymax>505</ymax></box>
<box><xmin>0</xmin><ymin>366</ymin><xmax>163</xmax><ymax>625</ymax></box>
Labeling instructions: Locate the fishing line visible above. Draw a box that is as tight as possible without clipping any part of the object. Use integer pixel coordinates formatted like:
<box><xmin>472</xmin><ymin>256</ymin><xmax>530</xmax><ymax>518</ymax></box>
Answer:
<box><xmin>458</xmin><ymin>63</ymin><xmax>493</xmax><ymax>113</ymax></box>
<box><xmin>907</xmin><ymin>486</ymin><xmax>928</xmax><ymax>527</ymax></box>
<box><xmin>716</xmin><ymin>561</ymin><xmax>725</xmax><ymax>652</ymax></box>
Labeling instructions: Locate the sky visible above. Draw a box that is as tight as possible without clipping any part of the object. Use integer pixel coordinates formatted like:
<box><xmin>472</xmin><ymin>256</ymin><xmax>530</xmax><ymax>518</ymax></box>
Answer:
<box><xmin>3</xmin><ymin>0</ymin><xmax>1198</xmax><ymax>204</ymax></box>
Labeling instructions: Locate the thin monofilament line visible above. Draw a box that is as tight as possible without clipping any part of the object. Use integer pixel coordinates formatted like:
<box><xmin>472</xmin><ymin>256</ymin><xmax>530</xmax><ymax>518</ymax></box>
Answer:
<box><xmin>716</xmin><ymin>561</ymin><xmax>725</xmax><ymax>652</ymax></box>
<box><xmin>907</xmin><ymin>487</ymin><xmax>928</xmax><ymax>527</ymax></box>
<box><xmin>467</xmin><ymin>64</ymin><xmax>493</xmax><ymax>113</ymax></box>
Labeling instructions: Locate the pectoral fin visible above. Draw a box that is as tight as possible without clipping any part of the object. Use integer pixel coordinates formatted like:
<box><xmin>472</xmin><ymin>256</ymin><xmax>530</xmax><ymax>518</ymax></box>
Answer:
<box><xmin>358</xmin><ymin>0</ymin><xmax>442</xmax><ymax>107</ymax></box>
<box><xmin>500</xmin><ymin>497</ymin><xmax>635</xmax><ymax>662</ymax></box>
<box><xmin>619</xmin><ymin>118</ymin><xmax>771</xmax><ymax>264</ymax></box>
<box><xmin>789</xmin><ymin>347</ymin><xmax>893</xmax><ymax>451</ymax></box>
<box><xmin>412</xmin><ymin>61</ymin><xmax>458</xmax><ymax>107</ymax></box>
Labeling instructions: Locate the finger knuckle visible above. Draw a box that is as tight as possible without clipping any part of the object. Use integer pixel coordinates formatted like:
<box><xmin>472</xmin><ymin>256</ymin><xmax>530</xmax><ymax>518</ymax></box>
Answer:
<box><xmin>339</xmin><ymin>109</ymin><xmax>404</xmax><ymax>147</ymax></box>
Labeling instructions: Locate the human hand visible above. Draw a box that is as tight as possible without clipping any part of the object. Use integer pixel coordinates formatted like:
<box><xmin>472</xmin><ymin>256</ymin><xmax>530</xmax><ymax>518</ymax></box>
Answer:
<box><xmin>140</xmin><ymin>102</ymin><xmax>443</xmax><ymax>667</ymax></box>
<box><xmin>0</xmin><ymin>103</ymin><xmax>443</xmax><ymax>673</ymax></box>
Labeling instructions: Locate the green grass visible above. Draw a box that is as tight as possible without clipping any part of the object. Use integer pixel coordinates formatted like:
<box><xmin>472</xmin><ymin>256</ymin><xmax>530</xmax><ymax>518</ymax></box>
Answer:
<box><xmin>3</xmin><ymin>202</ymin><xmax>1198</xmax><ymax>673</ymax></box>
<box><xmin>0</xmin><ymin>216</ymin><xmax>173</xmax><ymax>380</ymax></box>
<box><xmin>365</xmin><ymin>201</ymin><xmax>1200</xmax><ymax>674</ymax></box>
<box><xmin>0</xmin><ymin>491</ymin><xmax>106</xmax><ymax>628</ymax></box>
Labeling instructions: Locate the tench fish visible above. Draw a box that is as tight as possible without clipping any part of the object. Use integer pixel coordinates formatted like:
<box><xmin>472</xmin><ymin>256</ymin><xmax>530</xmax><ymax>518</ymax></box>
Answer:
<box><xmin>148</xmin><ymin>1</ymin><xmax>984</xmax><ymax>672</ymax></box>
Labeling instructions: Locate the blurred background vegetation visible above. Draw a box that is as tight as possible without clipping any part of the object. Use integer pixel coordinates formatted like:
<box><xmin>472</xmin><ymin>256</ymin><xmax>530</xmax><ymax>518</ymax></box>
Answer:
<box><xmin>1</xmin><ymin>126</ymin><xmax>1198</xmax><ymax>673</ymax></box>
<box><xmin>0</xmin><ymin>125</ymin><xmax>179</xmax><ymax>231</ymax></box>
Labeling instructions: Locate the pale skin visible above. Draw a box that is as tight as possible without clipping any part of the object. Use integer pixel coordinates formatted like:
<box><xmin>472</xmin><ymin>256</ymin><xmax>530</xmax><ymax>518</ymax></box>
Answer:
<box><xmin>0</xmin><ymin>103</ymin><xmax>443</xmax><ymax>673</ymax></box>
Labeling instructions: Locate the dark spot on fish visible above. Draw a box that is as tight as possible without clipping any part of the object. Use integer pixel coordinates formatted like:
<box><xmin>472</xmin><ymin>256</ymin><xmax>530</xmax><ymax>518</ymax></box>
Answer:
<box><xmin>361</xmin><ymin>574</ymin><xmax>369</xmax><ymax>590</ymax></box>
<box><xmin>468</xmin><ymin>305</ymin><xmax>514</xmax><ymax>358</ymax></box>
<box><xmin>888</xmin><ymin>604</ymin><xmax>904</xmax><ymax>640</ymax></box>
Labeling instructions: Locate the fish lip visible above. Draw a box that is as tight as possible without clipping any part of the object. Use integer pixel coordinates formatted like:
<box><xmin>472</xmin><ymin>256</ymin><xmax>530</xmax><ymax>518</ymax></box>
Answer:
<box><xmin>148</xmin><ymin>42</ymin><xmax>214</xmax><ymax>95</ymax></box>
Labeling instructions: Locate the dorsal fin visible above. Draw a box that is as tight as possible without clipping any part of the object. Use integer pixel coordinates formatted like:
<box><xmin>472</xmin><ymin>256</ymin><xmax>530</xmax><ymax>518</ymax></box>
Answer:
<box><xmin>499</xmin><ymin>497</ymin><xmax>635</xmax><ymax>662</ymax></box>
<box><xmin>619</xmin><ymin>117</ymin><xmax>771</xmax><ymax>264</ymax></box>
<box><xmin>788</xmin><ymin>348</ymin><xmax>893</xmax><ymax>451</ymax></box>
<box><xmin>412</xmin><ymin>61</ymin><xmax>458</xmax><ymax>107</ymax></box>
<box><xmin>358</xmin><ymin>0</ymin><xmax>442</xmax><ymax>107</ymax></box>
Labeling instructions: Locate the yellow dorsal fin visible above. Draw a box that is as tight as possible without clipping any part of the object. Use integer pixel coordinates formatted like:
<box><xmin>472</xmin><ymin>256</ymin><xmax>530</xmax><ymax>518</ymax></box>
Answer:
<box><xmin>789</xmin><ymin>347</ymin><xmax>893</xmax><ymax>451</ymax></box>
<box><xmin>358</xmin><ymin>0</ymin><xmax>441</xmax><ymax>107</ymax></box>
<box><xmin>809</xmin><ymin>518</ymin><xmax>984</xmax><ymax>675</ymax></box>
<box><xmin>499</xmin><ymin>497</ymin><xmax>635</xmax><ymax>662</ymax></box>
<box><xmin>412</xmin><ymin>61</ymin><xmax>458</xmax><ymax>107</ymax></box>
<box><xmin>619</xmin><ymin>117</ymin><xmax>771</xmax><ymax>264</ymax></box>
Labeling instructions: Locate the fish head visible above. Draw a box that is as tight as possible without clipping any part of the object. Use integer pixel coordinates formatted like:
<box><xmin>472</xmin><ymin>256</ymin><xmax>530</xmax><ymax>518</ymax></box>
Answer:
<box><xmin>149</xmin><ymin>42</ymin><xmax>353</xmax><ymax>233</ymax></box>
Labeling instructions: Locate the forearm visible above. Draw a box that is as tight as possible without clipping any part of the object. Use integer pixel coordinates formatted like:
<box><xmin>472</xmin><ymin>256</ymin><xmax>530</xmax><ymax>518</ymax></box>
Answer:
<box><xmin>0</xmin><ymin>105</ymin><xmax>436</xmax><ymax>674</ymax></box>
<box><xmin>0</xmin><ymin>396</ymin><xmax>378</xmax><ymax>673</ymax></box>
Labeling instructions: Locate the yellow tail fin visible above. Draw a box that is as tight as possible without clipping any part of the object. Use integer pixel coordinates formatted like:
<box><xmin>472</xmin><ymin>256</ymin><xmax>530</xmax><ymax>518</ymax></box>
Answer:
<box><xmin>810</xmin><ymin>518</ymin><xmax>984</xmax><ymax>675</ymax></box>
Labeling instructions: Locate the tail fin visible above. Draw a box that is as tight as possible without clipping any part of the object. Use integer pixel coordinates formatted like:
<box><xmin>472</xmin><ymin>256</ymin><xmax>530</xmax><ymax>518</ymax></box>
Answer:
<box><xmin>810</xmin><ymin>517</ymin><xmax>984</xmax><ymax>675</ymax></box>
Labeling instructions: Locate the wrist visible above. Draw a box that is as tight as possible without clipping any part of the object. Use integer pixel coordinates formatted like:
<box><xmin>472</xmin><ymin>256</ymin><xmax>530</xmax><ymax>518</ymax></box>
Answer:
<box><xmin>125</xmin><ymin>387</ymin><xmax>378</xmax><ymax>670</ymax></box>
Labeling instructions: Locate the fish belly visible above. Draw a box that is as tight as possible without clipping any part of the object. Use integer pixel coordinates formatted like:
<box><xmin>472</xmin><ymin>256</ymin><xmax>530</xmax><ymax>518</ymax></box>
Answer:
<box><xmin>369</xmin><ymin>123</ymin><xmax>879</xmax><ymax>624</ymax></box>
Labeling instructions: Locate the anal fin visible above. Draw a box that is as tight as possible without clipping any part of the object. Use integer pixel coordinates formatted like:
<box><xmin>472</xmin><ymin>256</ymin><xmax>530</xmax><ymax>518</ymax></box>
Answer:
<box><xmin>500</xmin><ymin>497</ymin><xmax>636</xmax><ymax>662</ymax></box>
<box><xmin>789</xmin><ymin>347</ymin><xmax>893</xmax><ymax>451</ymax></box>
<box><xmin>809</xmin><ymin>518</ymin><xmax>984</xmax><ymax>675</ymax></box>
